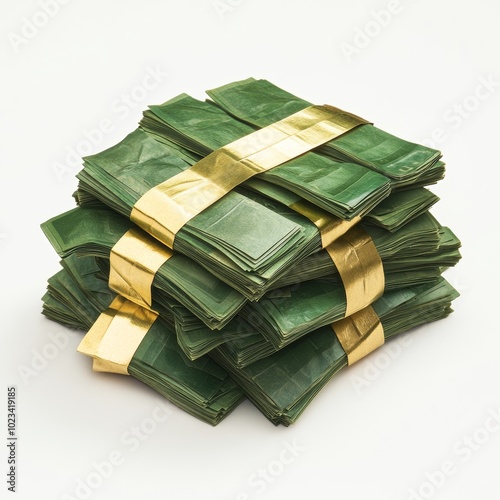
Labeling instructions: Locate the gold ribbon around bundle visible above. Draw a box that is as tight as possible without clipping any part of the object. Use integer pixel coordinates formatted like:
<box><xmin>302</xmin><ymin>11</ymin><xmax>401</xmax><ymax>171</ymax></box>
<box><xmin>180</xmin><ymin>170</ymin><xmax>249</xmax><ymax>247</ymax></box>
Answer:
<box><xmin>109</xmin><ymin>227</ymin><xmax>173</xmax><ymax>310</ymax></box>
<box><xmin>77</xmin><ymin>296</ymin><xmax>157</xmax><ymax>375</ymax></box>
<box><xmin>131</xmin><ymin>105</ymin><xmax>370</xmax><ymax>249</ymax></box>
<box><xmin>289</xmin><ymin>199</ymin><xmax>361</xmax><ymax>248</ymax></box>
<box><xmin>331</xmin><ymin>305</ymin><xmax>385</xmax><ymax>365</ymax></box>
<box><xmin>325</xmin><ymin>226</ymin><xmax>385</xmax><ymax>317</ymax></box>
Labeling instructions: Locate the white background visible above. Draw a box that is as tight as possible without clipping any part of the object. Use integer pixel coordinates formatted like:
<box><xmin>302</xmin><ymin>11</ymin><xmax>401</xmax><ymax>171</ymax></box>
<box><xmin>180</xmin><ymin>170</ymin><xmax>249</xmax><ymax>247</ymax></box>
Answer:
<box><xmin>1</xmin><ymin>0</ymin><xmax>499</xmax><ymax>499</ymax></box>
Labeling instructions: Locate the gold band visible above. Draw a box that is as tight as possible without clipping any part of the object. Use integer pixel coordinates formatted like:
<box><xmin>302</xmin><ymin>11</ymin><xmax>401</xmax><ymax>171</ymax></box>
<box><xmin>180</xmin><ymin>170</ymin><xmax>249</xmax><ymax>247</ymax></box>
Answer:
<box><xmin>289</xmin><ymin>200</ymin><xmax>361</xmax><ymax>248</ymax></box>
<box><xmin>131</xmin><ymin>105</ymin><xmax>369</xmax><ymax>248</ymax></box>
<box><xmin>325</xmin><ymin>226</ymin><xmax>384</xmax><ymax>317</ymax></box>
<box><xmin>92</xmin><ymin>358</ymin><xmax>114</xmax><ymax>373</ymax></box>
<box><xmin>331</xmin><ymin>305</ymin><xmax>385</xmax><ymax>365</ymax></box>
<box><xmin>109</xmin><ymin>227</ymin><xmax>173</xmax><ymax>310</ymax></box>
<box><xmin>77</xmin><ymin>296</ymin><xmax>158</xmax><ymax>375</ymax></box>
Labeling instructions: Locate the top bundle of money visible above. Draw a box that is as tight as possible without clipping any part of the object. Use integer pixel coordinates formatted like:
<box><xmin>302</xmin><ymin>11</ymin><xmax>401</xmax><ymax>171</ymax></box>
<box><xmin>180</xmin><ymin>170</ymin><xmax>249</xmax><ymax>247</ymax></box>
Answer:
<box><xmin>41</xmin><ymin>78</ymin><xmax>461</xmax><ymax>426</ymax></box>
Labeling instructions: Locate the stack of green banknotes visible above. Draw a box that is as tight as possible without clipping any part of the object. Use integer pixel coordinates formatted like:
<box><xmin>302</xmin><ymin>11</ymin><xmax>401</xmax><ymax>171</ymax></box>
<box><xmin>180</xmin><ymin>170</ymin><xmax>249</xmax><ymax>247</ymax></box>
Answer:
<box><xmin>41</xmin><ymin>78</ymin><xmax>461</xmax><ymax>426</ymax></box>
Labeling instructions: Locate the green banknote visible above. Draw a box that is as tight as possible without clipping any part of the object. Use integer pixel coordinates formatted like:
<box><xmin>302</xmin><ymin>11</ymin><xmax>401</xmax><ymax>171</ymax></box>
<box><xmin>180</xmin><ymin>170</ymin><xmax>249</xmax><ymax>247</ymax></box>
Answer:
<box><xmin>157</xmin><ymin>212</ymin><xmax>461</xmax><ymax>362</ymax></box>
<box><xmin>42</xmin><ymin>256</ymin><xmax>114</xmax><ymax>329</ymax></box>
<box><xmin>139</xmin><ymin>89</ymin><xmax>443</xmax><ymax>240</ymax></box>
<box><xmin>274</xmin><ymin>212</ymin><xmax>461</xmax><ymax>288</ymax></box>
<box><xmin>42</xmin><ymin>202</ymin><xmax>461</xmax><ymax>360</ymax></box>
<box><xmin>41</xmin><ymin>206</ymin><xmax>248</xmax><ymax>329</ymax></box>
<box><xmin>76</xmin><ymin>130</ymin><xmax>323</xmax><ymax>298</ymax></box>
<box><xmin>141</xmin><ymin>93</ymin><xmax>391</xmax><ymax>220</ymax></box>
<box><xmin>206</xmin><ymin>78</ymin><xmax>444</xmax><ymax>188</ymax></box>
<box><xmin>211</xmin><ymin>278</ymin><xmax>460</xmax><ymax>426</ymax></box>
<box><xmin>77</xmin><ymin>129</ymin><xmax>308</xmax><ymax>272</ymax></box>
<box><xmin>42</xmin><ymin>255</ymin><xmax>459</xmax><ymax>426</ymax></box>
<box><xmin>42</xmin><ymin>255</ymin><xmax>245</xmax><ymax>426</ymax></box>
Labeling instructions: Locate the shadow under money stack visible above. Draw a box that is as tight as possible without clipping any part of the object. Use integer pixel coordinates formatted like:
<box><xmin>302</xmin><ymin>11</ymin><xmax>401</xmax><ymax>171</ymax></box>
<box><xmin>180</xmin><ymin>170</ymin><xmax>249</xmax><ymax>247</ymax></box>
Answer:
<box><xmin>41</xmin><ymin>78</ymin><xmax>461</xmax><ymax>426</ymax></box>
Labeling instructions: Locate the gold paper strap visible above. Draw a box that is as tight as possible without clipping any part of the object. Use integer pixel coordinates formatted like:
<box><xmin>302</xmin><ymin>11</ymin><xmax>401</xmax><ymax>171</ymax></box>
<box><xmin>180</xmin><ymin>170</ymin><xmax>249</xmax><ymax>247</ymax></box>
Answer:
<box><xmin>289</xmin><ymin>199</ymin><xmax>361</xmax><ymax>248</ymax></box>
<box><xmin>325</xmin><ymin>226</ymin><xmax>385</xmax><ymax>317</ymax></box>
<box><xmin>332</xmin><ymin>305</ymin><xmax>385</xmax><ymax>365</ymax></box>
<box><xmin>109</xmin><ymin>227</ymin><xmax>173</xmax><ymax>310</ymax></box>
<box><xmin>77</xmin><ymin>296</ymin><xmax>157</xmax><ymax>375</ymax></box>
<box><xmin>131</xmin><ymin>105</ymin><xmax>369</xmax><ymax>248</ymax></box>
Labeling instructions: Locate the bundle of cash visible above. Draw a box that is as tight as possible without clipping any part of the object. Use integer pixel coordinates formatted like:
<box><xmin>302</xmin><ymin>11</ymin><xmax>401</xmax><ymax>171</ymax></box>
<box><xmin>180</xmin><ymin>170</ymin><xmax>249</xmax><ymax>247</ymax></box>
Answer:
<box><xmin>41</xmin><ymin>79</ymin><xmax>461</xmax><ymax>425</ymax></box>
